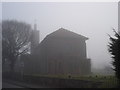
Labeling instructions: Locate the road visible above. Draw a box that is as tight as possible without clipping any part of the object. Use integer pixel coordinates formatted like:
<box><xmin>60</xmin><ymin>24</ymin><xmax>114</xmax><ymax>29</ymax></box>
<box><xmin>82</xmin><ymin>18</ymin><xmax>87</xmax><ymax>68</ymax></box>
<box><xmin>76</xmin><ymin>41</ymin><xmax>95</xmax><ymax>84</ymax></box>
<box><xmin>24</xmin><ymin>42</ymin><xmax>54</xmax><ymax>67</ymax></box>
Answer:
<box><xmin>2</xmin><ymin>80</ymin><xmax>50</xmax><ymax>88</ymax></box>
<box><xmin>2</xmin><ymin>82</ymin><xmax>24</xmax><ymax>88</ymax></box>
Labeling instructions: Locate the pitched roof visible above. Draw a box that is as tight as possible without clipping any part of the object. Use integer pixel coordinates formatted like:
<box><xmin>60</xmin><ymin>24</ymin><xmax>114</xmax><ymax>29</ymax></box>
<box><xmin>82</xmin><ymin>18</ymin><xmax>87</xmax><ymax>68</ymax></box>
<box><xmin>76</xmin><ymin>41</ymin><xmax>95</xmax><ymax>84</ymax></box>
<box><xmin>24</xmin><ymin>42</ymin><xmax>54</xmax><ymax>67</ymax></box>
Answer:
<box><xmin>47</xmin><ymin>28</ymin><xmax>88</xmax><ymax>40</ymax></box>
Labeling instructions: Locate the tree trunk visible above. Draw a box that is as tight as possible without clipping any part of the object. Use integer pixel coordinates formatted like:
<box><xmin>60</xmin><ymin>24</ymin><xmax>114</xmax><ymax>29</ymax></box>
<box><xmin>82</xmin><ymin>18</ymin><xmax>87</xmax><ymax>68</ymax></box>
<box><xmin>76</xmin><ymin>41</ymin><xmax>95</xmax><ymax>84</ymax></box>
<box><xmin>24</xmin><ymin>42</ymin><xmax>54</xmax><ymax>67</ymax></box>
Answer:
<box><xmin>9</xmin><ymin>57</ymin><xmax>16</xmax><ymax>79</ymax></box>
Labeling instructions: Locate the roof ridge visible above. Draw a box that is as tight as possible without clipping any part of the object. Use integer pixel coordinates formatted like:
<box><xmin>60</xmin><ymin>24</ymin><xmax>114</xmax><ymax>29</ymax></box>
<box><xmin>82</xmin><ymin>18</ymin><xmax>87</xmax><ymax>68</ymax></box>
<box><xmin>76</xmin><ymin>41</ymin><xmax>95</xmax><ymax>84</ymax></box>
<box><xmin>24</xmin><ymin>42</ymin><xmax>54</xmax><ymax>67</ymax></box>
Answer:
<box><xmin>48</xmin><ymin>28</ymin><xmax>88</xmax><ymax>40</ymax></box>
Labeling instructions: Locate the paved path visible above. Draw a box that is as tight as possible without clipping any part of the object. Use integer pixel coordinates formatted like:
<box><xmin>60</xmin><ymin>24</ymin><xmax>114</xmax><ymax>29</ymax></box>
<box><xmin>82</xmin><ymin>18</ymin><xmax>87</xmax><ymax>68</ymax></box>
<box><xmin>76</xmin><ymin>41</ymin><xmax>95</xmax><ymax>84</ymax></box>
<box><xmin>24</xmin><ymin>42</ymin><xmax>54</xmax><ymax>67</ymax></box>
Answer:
<box><xmin>2</xmin><ymin>79</ymin><xmax>50</xmax><ymax>88</ymax></box>
<box><xmin>2</xmin><ymin>82</ymin><xmax>24</xmax><ymax>88</ymax></box>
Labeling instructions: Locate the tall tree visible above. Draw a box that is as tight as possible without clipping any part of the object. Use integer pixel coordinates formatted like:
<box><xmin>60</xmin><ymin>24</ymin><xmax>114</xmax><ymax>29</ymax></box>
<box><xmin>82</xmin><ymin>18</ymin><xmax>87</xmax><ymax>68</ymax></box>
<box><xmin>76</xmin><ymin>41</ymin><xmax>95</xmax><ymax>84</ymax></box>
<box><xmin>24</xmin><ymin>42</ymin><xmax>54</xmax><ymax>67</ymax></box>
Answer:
<box><xmin>108</xmin><ymin>29</ymin><xmax>120</xmax><ymax>84</ymax></box>
<box><xmin>2</xmin><ymin>20</ymin><xmax>32</xmax><ymax>74</ymax></box>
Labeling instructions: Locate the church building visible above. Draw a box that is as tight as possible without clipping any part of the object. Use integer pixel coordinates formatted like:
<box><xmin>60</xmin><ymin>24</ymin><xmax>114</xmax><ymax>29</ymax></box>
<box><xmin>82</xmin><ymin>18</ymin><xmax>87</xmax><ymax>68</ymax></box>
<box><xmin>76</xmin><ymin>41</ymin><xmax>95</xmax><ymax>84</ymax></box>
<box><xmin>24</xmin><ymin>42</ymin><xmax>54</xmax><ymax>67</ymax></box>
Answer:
<box><xmin>23</xmin><ymin>28</ymin><xmax>91</xmax><ymax>75</ymax></box>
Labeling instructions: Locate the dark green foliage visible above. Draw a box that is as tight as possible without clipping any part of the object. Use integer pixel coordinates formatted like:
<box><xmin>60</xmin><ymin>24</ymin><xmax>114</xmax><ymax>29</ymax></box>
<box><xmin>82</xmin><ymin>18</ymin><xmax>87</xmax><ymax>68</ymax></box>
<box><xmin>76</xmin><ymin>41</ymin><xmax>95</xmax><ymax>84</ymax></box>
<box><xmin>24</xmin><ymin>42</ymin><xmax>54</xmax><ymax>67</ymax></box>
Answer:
<box><xmin>2</xmin><ymin>20</ymin><xmax>32</xmax><ymax>73</ymax></box>
<box><xmin>108</xmin><ymin>29</ymin><xmax>120</xmax><ymax>82</ymax></box>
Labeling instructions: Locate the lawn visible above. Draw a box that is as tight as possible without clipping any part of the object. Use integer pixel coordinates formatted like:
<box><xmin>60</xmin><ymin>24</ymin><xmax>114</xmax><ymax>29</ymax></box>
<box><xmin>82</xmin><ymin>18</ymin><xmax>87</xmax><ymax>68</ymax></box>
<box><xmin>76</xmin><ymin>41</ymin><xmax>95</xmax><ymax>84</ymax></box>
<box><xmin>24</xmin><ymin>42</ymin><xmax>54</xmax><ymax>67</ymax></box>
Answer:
<box><xmin>26</xmin><ymin>74</ymin><xmax>118</xmax><ymax>88</ymax></box>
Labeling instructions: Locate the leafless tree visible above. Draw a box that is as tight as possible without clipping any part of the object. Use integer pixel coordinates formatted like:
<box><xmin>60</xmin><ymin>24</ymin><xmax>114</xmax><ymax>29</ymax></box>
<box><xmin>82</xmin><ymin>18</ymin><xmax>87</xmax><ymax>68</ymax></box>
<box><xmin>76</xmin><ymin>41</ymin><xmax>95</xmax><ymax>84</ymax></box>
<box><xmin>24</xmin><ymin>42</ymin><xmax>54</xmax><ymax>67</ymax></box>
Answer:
<box><xmin>2</xmin><ymin>20</ymin><xmax>32</xmax><ymax>74</ymax></box>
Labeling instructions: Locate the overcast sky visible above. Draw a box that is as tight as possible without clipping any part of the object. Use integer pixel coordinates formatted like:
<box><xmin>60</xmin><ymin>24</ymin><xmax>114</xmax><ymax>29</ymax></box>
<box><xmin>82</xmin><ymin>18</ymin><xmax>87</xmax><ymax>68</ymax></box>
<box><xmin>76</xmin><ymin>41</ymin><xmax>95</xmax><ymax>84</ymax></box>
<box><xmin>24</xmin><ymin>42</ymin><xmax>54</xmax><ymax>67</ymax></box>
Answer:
<box><xmin>2</xmin><ymin>2</ymin><xmax>118</xmax><ymax>69</ymax></box>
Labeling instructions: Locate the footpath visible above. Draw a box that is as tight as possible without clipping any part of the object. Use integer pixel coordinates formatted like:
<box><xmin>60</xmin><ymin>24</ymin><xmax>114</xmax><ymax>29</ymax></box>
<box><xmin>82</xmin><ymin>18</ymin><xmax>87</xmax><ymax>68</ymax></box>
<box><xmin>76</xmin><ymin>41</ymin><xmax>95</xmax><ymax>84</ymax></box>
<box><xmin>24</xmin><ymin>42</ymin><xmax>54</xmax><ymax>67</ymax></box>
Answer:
<box><xmin>3</xmin><ymin>79</ymin><xmax>50</xmax><ymax>88</ymax></box>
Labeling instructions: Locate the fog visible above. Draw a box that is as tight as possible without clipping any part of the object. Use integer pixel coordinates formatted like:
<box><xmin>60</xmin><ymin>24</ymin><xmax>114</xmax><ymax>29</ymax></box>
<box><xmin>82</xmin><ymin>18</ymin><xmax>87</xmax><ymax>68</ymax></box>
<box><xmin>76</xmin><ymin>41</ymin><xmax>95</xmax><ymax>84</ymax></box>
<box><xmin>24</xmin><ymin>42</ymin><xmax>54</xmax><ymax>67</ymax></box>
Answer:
<box><xmin>2</xmin><ymin>2</ymin><xmax>118</xmax><ymax>70</ymax></box>
<box><xmin>0</xmin><ymin>2</ymin><xmax>2</xmax><ymax>90</ymax></box>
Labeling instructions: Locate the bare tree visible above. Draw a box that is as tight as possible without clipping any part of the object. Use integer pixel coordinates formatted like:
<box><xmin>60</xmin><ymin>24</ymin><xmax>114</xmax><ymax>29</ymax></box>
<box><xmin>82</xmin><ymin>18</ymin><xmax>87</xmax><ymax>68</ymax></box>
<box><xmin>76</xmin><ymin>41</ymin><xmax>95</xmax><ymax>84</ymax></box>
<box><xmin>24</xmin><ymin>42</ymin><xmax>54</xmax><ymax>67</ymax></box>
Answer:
<box><xmin>2</xmin><ymin>20</ymin><xmax>32</xmax><ymax>74</ymax></box>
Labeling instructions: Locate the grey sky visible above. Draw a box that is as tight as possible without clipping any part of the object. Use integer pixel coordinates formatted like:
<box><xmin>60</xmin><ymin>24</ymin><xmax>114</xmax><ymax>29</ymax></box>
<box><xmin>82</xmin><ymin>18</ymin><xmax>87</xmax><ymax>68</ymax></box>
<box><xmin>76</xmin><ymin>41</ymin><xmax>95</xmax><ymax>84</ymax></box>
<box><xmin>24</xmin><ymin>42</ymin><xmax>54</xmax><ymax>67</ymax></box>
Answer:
<box><xmin>0</xmin><ymin>2</ymin><xmax>2</xmax><ymax>90</ymax></box>
<box><xmin>2</xmin><ymin>2</ymin><xmax>118</xmax><ymax>69</ymax></box>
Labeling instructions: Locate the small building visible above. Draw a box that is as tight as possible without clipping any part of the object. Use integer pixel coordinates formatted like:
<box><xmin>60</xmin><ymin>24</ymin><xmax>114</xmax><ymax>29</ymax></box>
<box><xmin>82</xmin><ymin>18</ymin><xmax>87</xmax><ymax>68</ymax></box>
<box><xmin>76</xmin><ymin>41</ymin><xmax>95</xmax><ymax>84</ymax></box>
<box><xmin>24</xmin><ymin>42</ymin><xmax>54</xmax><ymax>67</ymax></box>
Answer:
<box><xmin>23</xmin><ymin>28</ymin><xmax>91</xmax><ymax>75</ymax></box>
